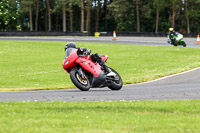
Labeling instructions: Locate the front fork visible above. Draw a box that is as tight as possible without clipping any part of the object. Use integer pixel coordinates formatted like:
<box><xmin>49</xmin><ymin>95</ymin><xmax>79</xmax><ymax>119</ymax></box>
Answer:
<box><xmin>77</xmin><ymin>67</ymin><xmax>85</xmax><ymax>79</ymax></box>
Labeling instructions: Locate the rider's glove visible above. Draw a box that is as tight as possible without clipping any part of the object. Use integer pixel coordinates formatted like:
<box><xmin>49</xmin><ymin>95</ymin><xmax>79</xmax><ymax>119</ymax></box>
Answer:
<box><xmin>77</xmin><ymin>48</ymin><xmax>91</xmax><ymax>56</ymax></box>
<box><xmin>85</xmin><ymin>49</ymin><xmax>91</xmax><ymax>55</ymax></box>
<box><xmin>77</xmin><ymin>47</ymin><xmax>84</xmax><ymax>52</ymax></box>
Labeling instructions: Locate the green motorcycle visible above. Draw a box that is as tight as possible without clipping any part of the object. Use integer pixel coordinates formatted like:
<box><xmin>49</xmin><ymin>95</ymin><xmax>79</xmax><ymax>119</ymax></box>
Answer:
<box><xmin>167</xmin><ymin>32</ymin><xmax>186</xmax><ymax>47</ymax></box>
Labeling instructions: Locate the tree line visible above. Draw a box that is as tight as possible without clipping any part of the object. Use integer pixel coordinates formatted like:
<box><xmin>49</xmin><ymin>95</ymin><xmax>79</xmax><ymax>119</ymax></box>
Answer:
<box><xmin>0</xmin><ymin>0</ymin><xmax>200</xmax><ymax>34</ymax></box>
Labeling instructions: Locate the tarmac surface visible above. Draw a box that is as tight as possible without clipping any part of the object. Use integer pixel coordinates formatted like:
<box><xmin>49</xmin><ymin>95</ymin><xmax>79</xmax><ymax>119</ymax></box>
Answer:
<box><xmin>0</xmin><ymin>36</ymin><xmax>200</xmax><ymax>48</ymax></box>
<box><xmin>0</xmin><ymin>67</ymin><xmax>200</xmax><ymax>102</ymax></box>
<box><xmin>0</xmin><ymin>36</ymin><xmax>200</xmax><ymax>101</ymax></box>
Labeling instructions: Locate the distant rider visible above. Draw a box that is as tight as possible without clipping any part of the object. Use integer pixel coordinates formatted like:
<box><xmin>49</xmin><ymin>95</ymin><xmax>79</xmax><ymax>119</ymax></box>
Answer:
<box><xmin>64</xmin><ymin>42</ymin><xmax>115</xmax><ymax>76</ymax></box>
<box><xmin>168</xmin><ymin>28</ymin><xmax>177</xmax><ymax>44</ymax></box>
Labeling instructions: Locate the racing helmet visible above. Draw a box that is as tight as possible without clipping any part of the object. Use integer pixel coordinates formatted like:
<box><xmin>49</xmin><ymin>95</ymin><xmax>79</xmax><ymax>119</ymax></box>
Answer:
<box><xmin>65</xmin><ymin>42</ymin><xmax>76</xmax><ymax>51</ymax></box>
<box><xmin>169</xmin><ymin>28</ymin><xmax>173</xmax><ymax>32</ymax></box>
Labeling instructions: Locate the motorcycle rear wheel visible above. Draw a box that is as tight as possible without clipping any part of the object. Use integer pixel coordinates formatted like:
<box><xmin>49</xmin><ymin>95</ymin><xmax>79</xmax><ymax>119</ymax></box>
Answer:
<box><xmin>70</xmin><ymin>69</ymin><xmax>90</xmax><ymax>91</ymax></box>
<box><xmin>108</xmin><ymin>68</ymin><xmax>123</xmax><ymax>90</ymax></box>
<box><xmin>182</xmin><ymin>41</ymin><xmax>186</xmax><ymax>47</ymax></box>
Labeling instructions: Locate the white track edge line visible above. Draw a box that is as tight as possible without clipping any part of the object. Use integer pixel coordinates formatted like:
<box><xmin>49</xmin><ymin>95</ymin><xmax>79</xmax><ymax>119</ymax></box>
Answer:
<box><xmin>124</xmin><ymin>67</ymin><xmax>200</xmax><ymax>86</ymax></box>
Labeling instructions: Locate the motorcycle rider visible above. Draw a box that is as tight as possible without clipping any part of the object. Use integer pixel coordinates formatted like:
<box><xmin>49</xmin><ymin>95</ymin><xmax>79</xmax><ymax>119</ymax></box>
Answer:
<box><xmin>168</xmin><ymin>27</ymin><xmax>177</xmax><ymax>44</ymax></box>
<box><xmin>64</xmin><ymin>42</ymin><xmax>115</xmax><ymax>77</ymax></box>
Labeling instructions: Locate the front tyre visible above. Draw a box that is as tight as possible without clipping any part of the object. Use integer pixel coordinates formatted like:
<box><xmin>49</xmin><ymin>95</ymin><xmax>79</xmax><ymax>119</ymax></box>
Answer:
<box><xmin>108</xmin><ymin>68</ymin><xmax>123</xmax><ymax>90</ymax></box>
<box><xmin>182</xmin><ymin>41</ymin><xmax>186</xmax><ymax>47</ymax></box>
<box><xmin>70</xmin><ymin>69</ymin><xmax>90</xmax><ymax>91</ymax></box>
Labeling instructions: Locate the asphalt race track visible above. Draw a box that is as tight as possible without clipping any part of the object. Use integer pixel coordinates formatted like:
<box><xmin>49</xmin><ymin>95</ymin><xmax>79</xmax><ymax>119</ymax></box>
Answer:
<box><xmin>0</xmin><ymin>36</ymin><xmax>200</xmax><ymax>48</ymax></box>
<box><xmin>0</xmin><ymin>36</ymin><xmax>200</xmax><ymax>101</ymax></box>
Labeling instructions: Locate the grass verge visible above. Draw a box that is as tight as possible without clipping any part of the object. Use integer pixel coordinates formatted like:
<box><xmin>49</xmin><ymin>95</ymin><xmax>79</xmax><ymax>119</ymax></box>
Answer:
<box><xmin>0</xmin><ymin>100</ymin><xmax>200</xmax><ymax>133</ymax></box>
<box><xmin>1</xmin><ymin>40</ymin><xmax>200</xmax><ymax>90</ymax></box>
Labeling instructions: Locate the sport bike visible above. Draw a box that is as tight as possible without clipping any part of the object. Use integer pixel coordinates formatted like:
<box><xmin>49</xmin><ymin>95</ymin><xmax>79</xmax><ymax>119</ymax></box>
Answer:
<box><xmin>63</xmin><ymin>49</ymin><xmax>123</xmax><ymax>91</ymax></box>
<box><xmin>167</xmin><ymin>32</ymin><xmax>186</xmax><ymax>47</ymax></box>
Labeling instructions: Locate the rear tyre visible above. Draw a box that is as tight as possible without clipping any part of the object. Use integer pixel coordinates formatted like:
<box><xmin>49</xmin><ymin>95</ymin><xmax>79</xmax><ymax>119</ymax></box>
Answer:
<box><xmin>172</xmin><ymin>43</ymin><xmax>177</xmax><ymax>46</ymax></box>
<box><xmin>182</xmin><ymin>41</ymin><xmax>186</xmax><ymax>47</ymax></box>
<box><xmin>70</xmin><ymin>69</ymin><xmax>90</xmax><ymax>91</ymax></box>
<box><xmin>108</xmin><ymin>68</ymin><xmax>123</xmax><ymax>90</ymax></box>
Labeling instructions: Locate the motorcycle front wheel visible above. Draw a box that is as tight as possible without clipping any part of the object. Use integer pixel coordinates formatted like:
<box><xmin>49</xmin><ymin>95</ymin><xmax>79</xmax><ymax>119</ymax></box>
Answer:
<box><xmin>70</xmin><ymin>69</ymin><xmax>90</xmax><ymax>91</ymax></box>
<box><xmin>108</xmin><ymin>68</ymin><xmax>123</xmax><ymax>90</ymax></box>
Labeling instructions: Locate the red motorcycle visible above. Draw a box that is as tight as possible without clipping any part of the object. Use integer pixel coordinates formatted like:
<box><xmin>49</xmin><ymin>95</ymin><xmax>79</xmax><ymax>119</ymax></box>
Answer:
<box><xmin>63</xmin><ymin>49</ymin><xmax>123</xmax><ymax>91</ymax></box>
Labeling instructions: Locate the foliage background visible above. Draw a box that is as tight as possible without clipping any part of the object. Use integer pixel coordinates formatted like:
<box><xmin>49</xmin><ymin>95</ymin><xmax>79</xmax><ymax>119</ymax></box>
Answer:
<box><xmin>0</xmin><ymin>0</ymin><xmax>200</xmax><ymax>33</ymax></box>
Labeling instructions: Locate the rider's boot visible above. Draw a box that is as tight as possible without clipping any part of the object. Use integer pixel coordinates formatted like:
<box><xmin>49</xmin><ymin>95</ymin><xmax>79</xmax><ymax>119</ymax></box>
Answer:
<box><xmin>107</xmin><ymin>71</ymin><xmax>116</xmax><ymax>77</ymax></box>
<box><xmin>101</xmin><ymin>64</ymin><xmax>116</xmax><ymax>77</ymax></box>
<box><xmin>92</xmin><ymin>53</ymin><xmax>116</xmax><ymax>77</ymax></box>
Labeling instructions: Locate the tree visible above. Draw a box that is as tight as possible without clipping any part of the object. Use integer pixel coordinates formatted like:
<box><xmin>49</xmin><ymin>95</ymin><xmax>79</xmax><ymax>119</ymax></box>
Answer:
<box><xmin>62</xmin><ymin>3</ymin><xmax>67</xmax><ymax>32</ymax></box>
<box><xmin>69</xmin><ymin>6</ymin><xmax>73</xmax><ymax>32</ymax></box>
<box><xmin>184</xmin><ymin>0</ymin><xmax>200</xmax><ymax>33</ymax></box>
<box><xmin>53</xmin><ymin>0</ymin><xmax>80</xmax><ymax>32</ymax></box>
<box><xmin>0</xmin><ymin>0</ymin><xmax>19</xmax><ymax>31</ymax></box>
<box><xmin>185</xmin><ymin>0</ymin><xmax>190</xmax><ymax>33</ymax></box>
<box><xmin>86</xmin><ymin>0</ymin><xmax>92</xmax><ymax>33</ymax></box>
<box><xmin>136</xmin><ymin>0</ymin><xmax>140</xmax><ymax>32</ymax></box>
<box><xmin>68</xmin><ymin>0</ymin><xmax>80</xmax><ymax>32</ymax></box>
<box><xmin>20</xmin><ymin>0</ymin><xmax>35</xmax><ymax>31</ymax></box>
<box><xmin>185</xmin><ymin>0</ymin><xmax>200</xmax><ymax>33</ymax></box>
<box><xmin>29</xmin><ymin>3</ymin><xmax>33</xmax><ymax>31</ymax></box>
<box><xmin>81</xmin><ymin>0</ymin><xmax>84</xmax><ymax>32</ymax></box>
<box><xmin>109</xmin><ymin>0</ymin><xmax>133</xmax><ymax>31</ymax></box>
<box><xmin>53</xmin><ymin>0</ymin><xmax>67</xmax><ymax>32</ymax></box>
<box><xmin>95</xmin><ymin>0</ymin><xmax>101</xmax><ymax>32</ymax></box>
<box><xmin>171</xmin><ymin>0</ymin><xmax>181</xmax><ymax>29</ymax></box>
<box><xmin>153</xmin><ymin>0</ymin><xmax>165</xmax><ymax>33</ymax></box>
<box><xmin>103</xmin><ymin>0</ymin><xmax>108</xmax><ymax>31</ymax></box>
<box><xmin>35</xmin><ymin>0</ymin><xmax>39</xmax><ymax>31</ymax></box>
<box><xmin>4</xmin><ymin>0</ymin><xmax>200</xmax><ymax>33</ymax></box>
<box><xmin>46</xmin><ymin>0</ymin><xmax>51</xmax><ymax>31</ymax></box>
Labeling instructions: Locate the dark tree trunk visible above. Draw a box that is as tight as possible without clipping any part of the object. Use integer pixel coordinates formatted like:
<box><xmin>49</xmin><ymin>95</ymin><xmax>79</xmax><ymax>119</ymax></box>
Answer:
<box><xmin>35</xmin><ymin>0</ymin><xmax>39</xmax><ymax>31</ymax></box>
<box><xmin>185</xmin><ymin>0</ymin><xmax>190</xmax><ymax>33</ymax></box>
<box><xmin>81</xmin><ymin>0</ymin><xmax>84</xmax><ymax>32</ymax></box>
<box><xmin>46</xmin><ymin>0</ymin><xmax>51</xmax><ymax>31</ymax></box>
<box><xmin>86</xmin><ymin>0</ymin><xmax>92</xmax><ymax>33</ymax></box>
<box><xmin>186</xmin><ymin>13</ymin><xmax>190</xmax><ymax>33</ymax></box>
<box><xmin>155</xmin><ymin>10</ymin><xmax>159</xmax><ymax>33</ymax></box>
<box><xmin>62</xmin><ymin>4</ymin><xmax>66</xmax><ymax>32</ymax></box>
<box><xmin>104</xmin><ymin>0</ymin><xmax>108</xmax><ymax>31</ymax></box>
<box><xmin>29</xmin><ymin>5</ymin><xmax>33</xmax><ymax>31</ymax></box>
<box><xmin>95</xmin><ymin>0</ymin><xmax>100</xmax><ymax>32</ymax></box>
<box><xmin>56</xmin><ymin>11</ymin><xmax>59</xmax><ymax>31</ymax></box>
<box><xmin>136</xmin><ymin>0</ymin><xmax>140</xmax><ymax>32</ymax></box>
<box><xmin>45</xmin><ymin>8</ymin><xmax>47</xmax><ymax>31</ymax></box>
<box><xmin>70</xmin><ymin>10</ymin><xmax>73</xmax><ymax>32</ymax></box>
<box><xmin>172</xmin><ymin>7</ymin><xmax>176</xmax><ymax>29</ymax></box>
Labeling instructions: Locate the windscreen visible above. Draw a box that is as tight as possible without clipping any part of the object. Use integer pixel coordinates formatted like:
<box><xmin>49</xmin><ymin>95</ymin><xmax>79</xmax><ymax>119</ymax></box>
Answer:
<box><xmin>65</xmin><ymin>48</ymin><xmax>75</xmax><ymax>59</ymax></box>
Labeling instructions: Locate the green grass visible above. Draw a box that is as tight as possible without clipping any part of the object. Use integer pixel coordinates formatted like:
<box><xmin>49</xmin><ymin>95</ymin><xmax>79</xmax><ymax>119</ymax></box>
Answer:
<box><xmin>1</xmin><ymin>40</ymin><xmax>200</xmax><ymax>90</ymax></box>
<box><xmin>0</xmin><ymin>100</ymin><xmax>200</xmax><ymax>133</ymax></box>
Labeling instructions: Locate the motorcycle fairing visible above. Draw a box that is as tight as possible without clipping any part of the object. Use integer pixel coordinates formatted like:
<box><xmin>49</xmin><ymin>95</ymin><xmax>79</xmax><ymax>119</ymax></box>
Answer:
<box><xmin>91</xmin><ymin>71</ymin><xmax>106</xmax><ymax>87</ymax></box>
<box><xmin>100</xmin><ymin>55</ymin><xmax>108</xmax><ymax>62</ymax></box>
<box><xmin>76</xmin><ymin>57</ymin><xmax>102</xmax><ymax>77</ymax></box>
<box><xmin>173</xmin><ymin>33</ymin><xmax>183</xmax><ymax>41</ymax></box>
<box><xmin>63</xmin><ymin>49</ymin><xmax>78</xmax><ymax>70</ymax></box>
<box><xmin>168</xmin><ymin>32</ymin><xmax>184</xmax><ymax>45</ymax></box>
